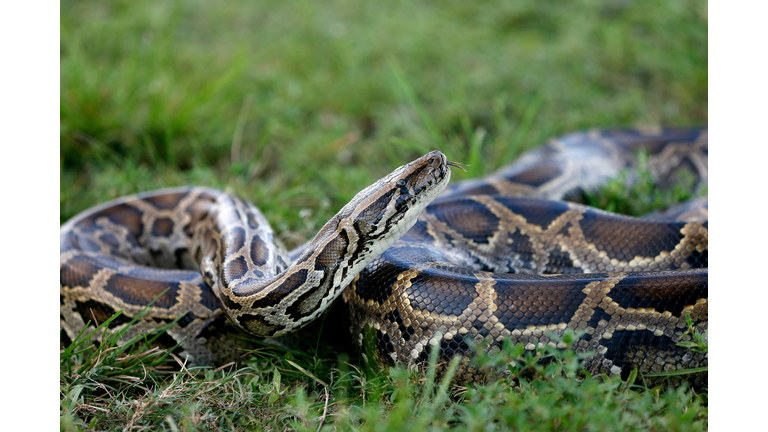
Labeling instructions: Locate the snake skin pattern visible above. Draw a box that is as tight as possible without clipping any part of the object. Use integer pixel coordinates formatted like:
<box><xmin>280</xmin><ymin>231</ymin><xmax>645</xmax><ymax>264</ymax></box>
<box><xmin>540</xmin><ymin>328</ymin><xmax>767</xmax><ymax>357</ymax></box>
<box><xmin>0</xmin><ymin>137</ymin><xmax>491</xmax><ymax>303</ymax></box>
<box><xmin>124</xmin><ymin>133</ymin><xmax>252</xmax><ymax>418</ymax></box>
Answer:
<box><xmin>60</xmin><ymin>128</ymin><xmax>708</xmax><ymax>386</ymax></box>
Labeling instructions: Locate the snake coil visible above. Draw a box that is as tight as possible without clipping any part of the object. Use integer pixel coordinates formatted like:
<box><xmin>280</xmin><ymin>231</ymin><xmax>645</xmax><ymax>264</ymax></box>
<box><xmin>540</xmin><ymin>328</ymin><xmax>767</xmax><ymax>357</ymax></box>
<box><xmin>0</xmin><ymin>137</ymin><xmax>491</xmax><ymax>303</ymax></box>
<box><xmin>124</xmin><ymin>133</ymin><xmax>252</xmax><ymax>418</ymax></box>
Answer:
<box><xmin>60</xmin><ymin>128</ymin><xmax>707</xmax><ymax>386</ymax></box>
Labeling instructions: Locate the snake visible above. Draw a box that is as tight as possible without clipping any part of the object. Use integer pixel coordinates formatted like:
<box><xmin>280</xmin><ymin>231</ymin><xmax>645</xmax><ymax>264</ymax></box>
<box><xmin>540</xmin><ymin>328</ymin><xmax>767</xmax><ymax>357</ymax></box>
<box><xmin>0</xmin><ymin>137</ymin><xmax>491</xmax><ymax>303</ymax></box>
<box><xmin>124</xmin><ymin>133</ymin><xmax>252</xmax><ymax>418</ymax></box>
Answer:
<box><xmin>60</xmin><ymin>128</ymin><xmax>708</xmax><ymax>387</ymax></box>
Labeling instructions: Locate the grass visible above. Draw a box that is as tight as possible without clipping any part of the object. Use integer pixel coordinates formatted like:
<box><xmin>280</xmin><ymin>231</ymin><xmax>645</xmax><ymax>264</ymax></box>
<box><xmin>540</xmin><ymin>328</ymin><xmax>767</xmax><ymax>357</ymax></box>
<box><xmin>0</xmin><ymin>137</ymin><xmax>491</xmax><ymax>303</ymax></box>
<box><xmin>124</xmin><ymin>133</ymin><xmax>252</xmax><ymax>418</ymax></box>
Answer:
<box><xmin>61</xmin><ymin>0</ymin><xmax>707</xmax><ymax>429</ymax></box>
<box><xmin>61</xmin><ymin>316</ymin><xmax>707</xmax><ymax>431</ymax></box>
<box><xmin>584</xmin><ymin>150</ymin><xmax>707</xmax><ymax>217</ymax></box>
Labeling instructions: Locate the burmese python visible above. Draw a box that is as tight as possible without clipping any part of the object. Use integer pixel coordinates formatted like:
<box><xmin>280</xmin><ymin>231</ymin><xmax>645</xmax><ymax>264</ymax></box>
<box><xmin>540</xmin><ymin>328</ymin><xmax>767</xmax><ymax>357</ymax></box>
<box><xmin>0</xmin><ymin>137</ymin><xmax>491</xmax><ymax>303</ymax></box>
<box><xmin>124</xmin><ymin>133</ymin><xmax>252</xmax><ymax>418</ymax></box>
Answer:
<box><xmin>60</xmin><ymin>128</ymin><xmax>708</xmax><ymax>386</ymax></box>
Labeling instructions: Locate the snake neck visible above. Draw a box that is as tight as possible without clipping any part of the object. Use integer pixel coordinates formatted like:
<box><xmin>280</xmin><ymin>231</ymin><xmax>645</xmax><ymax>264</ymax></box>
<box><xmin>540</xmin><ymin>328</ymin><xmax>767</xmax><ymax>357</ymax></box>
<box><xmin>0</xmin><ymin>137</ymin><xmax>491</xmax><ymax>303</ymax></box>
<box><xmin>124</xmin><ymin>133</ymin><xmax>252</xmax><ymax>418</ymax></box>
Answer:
<box><xmin>200</xmin><ymin>150</ymin><xmax>453</xmax><ymax>337</ymax></box>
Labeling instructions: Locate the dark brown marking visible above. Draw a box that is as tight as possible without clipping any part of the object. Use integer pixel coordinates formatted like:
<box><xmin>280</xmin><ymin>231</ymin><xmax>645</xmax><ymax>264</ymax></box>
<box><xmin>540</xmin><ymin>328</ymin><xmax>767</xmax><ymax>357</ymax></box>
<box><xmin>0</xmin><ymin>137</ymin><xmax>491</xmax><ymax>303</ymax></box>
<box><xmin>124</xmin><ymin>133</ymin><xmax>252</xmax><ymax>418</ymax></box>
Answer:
<box><xmin>685</xmin><ymin>249</ymin><xmax>707</xmax><ymax>268</ymax></box>
<box><xmin>286</xmin><ymin>233</ymin><xmax>347</xmax><ymax>319</ymax></box>
<box><xmin>144</xmin><ymin>192</ymin><xmax>188</xmax><ymax>210</ymax></box>
<box><xmin>579</xmin><ymin>213</ymin><xmax>685</xmax><ymax>263</ymax></box>
<box><xmin>586</xmin><ymin>306</ymin><xmax>613</xmax><ymax>329</ymax></box>
<box><xmin>506</xmin><ymin>161</ymin><xmax>563</xmax><ymax>187</ymax></box>
<box><xmin>219</xmin><ymin>291</ymin><xmax>243</xmax><ymax>311</ymax></box>
<box><xmin>226</xmin><ymin>227</ymin><xmax>246</xmax><ymax>254</ymax></box>
<box><xmin>357</xmin><ymin>189</ymin><xmax>396</xmax><ymax>230</ymax></box>
<box><xmin>285</xmin><ymin>281</ymin><xmax>329</xmax><ymax>319</ymax></box>
<box><xmin>60</xmin><ymin>256</ymin><xmax>101</xmax><ymax>289</ymax></box>
<box><xmin>240</xmin><ymin>313</ymin><xmax>281</xmax><ymax>335</ymax></box>
<box><xmin>383</xmin><ymin>309</ymin><xmax>416</xmax><ymax>343</ymax></box>
<box><xmin>545</xmin><ymin>249</ymin><xmax>579</xmax><ymax>274</ymax></box>
<box><xmin>224</xmin><ymin>256</ymin><xmax>248</xmax><ymax>284</ymax></box>
<box><xmin>407</xmin><ymin>271</ymin><xmax>481</xmax><ymax>318</ymax></box>
<box><xmin>610</xmin><ymin>271</ymin><xmax>707</xmax><ymax>317</ymax></box>
<box><xmin>316</xmin><ymin>229</ymin><xmax>349</xmax><ymax>271</ymax></box>
<box><xmin>495</xmin><ymin>196</ymin><xmax>569</xmax><ymax>229</ymax></box>
<box><xmin>196</xmin><ymin>280</ymin><xmax>222</xmax><ymax>311</ymax></box>
<box><xmin>74</xmin><ymin>300</ymin><xmax>131</xmax><ymax>327</ymax></box>
<box><xmin>98</xmin><ymin>204</ymin><xmax>145</xmax><ymax>237</ymax></box>
<box><xmin>152</xmin><ymin>217</ymin><xmax>175</xmax><ymax>237</ymax></box>
<box><xmin>431</xmin><ymin>198</ymin><xmax>500</xmax><ymax>244</ymax></box>
<box><xmin>184</xmin><ymin>195</ymin><xmax>216</xmax><ymax>237</ymax></box>
<box><xmin>378</xmin><ymin>331</ymin><xmax>396</xmax><ymax>359</ymax></box>
<box><xmin>492</xmin><ymin>276</ymin><xmax>590</xmax><ymax>329</ymax></box>
<box><xmin>249</xmin><ymin>234</ymin><xmax>268</xmax><ymax>266</ymax></box>
<box><xmin>556</xmin><ymin>221</ymin><xmax>573</xmax><ymax>237</ymax></box>
<box><xmin>103</xmin><ymin>273</ymin><xmax>180</xmax><ymax>309</ymax></box>
<box><xmin>601</xmin><ymin>330</ymin><xmax>675</xmax><ymax>374</ymax></box>
<box><xmin>249</xmin><ymin>269</ymin><xmax>309</xmax><ymax>309</ymax></box>
<box><xmin>176</xmin><ymin>311</ymin><xmax>200</xmax><ymax>328</ymax></box>
<box><xmin>439</xmin><ymin>333</ymin><xmax>471</xmax><ymax>360</ymax></box>
<box><xmin>506</xmin><ymin>230</ymin><xmax>535</xmax><ymax>261</ymax></box>
<box><xmin>246</xmin><ymin>209</ymin><xmax>261</xmax><ymax>229</ymax></box>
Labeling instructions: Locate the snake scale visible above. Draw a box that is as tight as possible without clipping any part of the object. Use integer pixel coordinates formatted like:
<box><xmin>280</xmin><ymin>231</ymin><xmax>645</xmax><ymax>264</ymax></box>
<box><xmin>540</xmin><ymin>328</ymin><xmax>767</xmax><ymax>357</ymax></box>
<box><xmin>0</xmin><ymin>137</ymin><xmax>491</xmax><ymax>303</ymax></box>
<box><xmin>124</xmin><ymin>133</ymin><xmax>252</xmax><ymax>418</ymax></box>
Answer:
<box><xmin>60</xmin><ymin>128</ymin><xmax>708</xmax><ymax>386</ymax></box>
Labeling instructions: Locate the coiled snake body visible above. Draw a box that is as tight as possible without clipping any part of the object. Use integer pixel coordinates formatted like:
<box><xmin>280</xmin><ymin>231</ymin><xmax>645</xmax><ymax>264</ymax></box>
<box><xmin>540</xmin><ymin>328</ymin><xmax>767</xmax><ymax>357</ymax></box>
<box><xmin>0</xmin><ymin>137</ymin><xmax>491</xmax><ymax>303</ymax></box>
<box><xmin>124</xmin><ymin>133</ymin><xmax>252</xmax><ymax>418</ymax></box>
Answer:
<box><xmin>60</xmin><ymin>128</ymin><xmax>708</xmax><ymax>386</ymax></box>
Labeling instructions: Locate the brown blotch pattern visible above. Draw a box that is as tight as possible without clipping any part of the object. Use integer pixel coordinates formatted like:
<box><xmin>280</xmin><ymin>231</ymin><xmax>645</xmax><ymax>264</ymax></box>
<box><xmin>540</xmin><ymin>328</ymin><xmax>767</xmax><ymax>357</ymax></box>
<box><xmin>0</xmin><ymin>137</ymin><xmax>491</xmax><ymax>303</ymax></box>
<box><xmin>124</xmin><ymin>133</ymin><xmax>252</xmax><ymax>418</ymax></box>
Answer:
<box><xmin>152</xmin><ymin>217</ymin><xmax>175</xmax><ymax>237</ymax></box>
<box><xmin>60</xmin><ymin>129</ymin><xmax>707</xmax><ymax>387</ymax></box>
<box><xmin>103</xmin><ymin>273</ymin><xmax>180</xmax><ymax>309</ymax></box>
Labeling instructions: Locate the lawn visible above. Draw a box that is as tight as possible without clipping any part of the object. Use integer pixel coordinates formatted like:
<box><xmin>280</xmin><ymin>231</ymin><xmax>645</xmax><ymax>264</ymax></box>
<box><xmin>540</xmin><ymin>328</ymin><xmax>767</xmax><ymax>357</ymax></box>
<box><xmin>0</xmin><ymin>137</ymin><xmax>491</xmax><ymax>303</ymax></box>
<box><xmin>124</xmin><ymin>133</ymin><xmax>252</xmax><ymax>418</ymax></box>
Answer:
<box><xmin>60</xmin><ymin>0</ymin><xmax>707</xmax><ymax>430</ymax></box>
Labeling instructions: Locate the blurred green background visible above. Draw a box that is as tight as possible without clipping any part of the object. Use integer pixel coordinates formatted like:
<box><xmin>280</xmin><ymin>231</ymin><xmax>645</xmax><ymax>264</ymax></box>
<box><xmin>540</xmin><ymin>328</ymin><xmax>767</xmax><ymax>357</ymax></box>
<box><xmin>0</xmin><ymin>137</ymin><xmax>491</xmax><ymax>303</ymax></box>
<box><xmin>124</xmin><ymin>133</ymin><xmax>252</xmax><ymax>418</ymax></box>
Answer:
<box><xmin>60</xmin><ymin>0</ymin><xmax>707</xmax><ymax>246</ymax></box>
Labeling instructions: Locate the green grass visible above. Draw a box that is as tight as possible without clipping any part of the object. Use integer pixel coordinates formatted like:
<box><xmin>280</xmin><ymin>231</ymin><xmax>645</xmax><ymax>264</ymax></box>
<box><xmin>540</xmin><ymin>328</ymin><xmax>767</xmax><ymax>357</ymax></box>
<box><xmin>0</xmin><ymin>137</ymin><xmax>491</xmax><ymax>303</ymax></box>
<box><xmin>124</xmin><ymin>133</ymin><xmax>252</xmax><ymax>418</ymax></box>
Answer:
<box><xmin>585</xmin><ymin>150</ymin><xmax>707</xmax><ymax>217</ymax></box>
<box><xmin>61</xmin><ymin>0</ymin><xmax>707</xmax><ymax>429</ymax></box>
<box><xmin>61</xmin><ymin>315</ymin><xmax>707</xmax><ymax>431</ymax></box>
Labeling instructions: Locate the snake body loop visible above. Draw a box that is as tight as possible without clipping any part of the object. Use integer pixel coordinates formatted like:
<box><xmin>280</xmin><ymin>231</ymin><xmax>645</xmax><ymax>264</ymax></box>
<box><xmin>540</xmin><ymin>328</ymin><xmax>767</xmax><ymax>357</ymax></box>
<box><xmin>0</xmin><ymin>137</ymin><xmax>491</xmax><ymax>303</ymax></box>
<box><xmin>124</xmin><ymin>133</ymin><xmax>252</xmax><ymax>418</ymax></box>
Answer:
<box><xmin>60</xmin><ymin>129</ymin><xmax>707</xmax><ymax>385</ymax></box>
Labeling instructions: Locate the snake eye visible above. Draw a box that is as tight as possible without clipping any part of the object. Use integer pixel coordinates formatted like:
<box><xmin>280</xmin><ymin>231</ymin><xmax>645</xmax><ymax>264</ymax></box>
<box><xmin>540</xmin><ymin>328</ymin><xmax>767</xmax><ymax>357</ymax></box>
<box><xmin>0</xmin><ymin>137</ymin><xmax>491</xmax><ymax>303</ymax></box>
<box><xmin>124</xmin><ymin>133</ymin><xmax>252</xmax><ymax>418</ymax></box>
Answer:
<box><xmin>396</xmin><ymin>179</ymin><xmax>406</xmax><ymax>187</ymax></box>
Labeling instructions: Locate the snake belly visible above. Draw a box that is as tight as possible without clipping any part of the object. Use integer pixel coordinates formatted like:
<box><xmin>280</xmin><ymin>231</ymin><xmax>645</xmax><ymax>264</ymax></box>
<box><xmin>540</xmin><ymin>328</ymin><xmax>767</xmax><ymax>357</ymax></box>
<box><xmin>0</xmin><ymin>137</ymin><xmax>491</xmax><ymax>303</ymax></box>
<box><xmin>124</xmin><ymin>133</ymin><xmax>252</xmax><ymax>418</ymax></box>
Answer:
<box><xmin>60</xmin><ymin>129</ymin><xmax>707</xmax><ymax>385</ymax></box>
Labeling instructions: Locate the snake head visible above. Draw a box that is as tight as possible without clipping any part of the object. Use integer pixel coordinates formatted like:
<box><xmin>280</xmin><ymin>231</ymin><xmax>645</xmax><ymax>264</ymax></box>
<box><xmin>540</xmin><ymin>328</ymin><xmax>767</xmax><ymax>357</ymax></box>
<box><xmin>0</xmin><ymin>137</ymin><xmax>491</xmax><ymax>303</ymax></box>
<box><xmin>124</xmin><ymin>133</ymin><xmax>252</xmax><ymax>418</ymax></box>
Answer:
<box><xmin>240</xmin><ymin>151</ymin><xmax>455</xmax><ymax>337</ymax></box>
<box><xmin>345</xmin><ymin>150</ymin><xmax>451</xmax><ymax>240</ymax></box>
<box><xmin>300</xmin><ymin>150</ymin><xmax>453</xmax><ymax>283</ymax></box>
